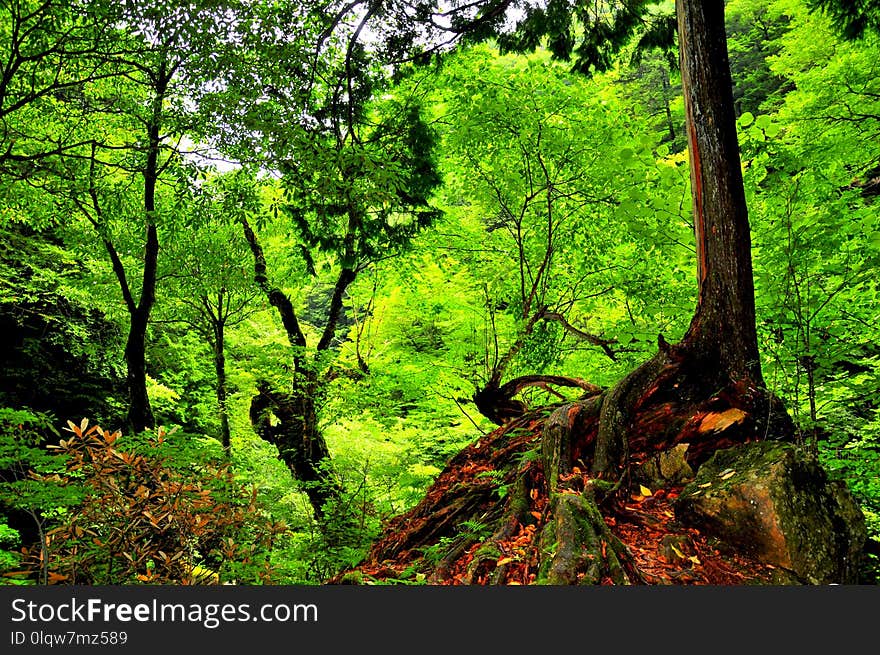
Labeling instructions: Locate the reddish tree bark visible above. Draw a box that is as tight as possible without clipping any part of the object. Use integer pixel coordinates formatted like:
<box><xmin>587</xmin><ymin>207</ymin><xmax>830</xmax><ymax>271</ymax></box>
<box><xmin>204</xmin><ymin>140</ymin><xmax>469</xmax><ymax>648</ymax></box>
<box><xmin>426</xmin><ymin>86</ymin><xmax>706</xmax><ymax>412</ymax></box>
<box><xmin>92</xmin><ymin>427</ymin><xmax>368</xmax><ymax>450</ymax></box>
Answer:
<box><xmin>675</xmin><ymin>0</ymin><xmax>763</xmax><ymax>389</ymax></box>
<box><xmin>591</xmin><ymin>0</ymin><xmax>793</xmax><ymax>479</ymax></box>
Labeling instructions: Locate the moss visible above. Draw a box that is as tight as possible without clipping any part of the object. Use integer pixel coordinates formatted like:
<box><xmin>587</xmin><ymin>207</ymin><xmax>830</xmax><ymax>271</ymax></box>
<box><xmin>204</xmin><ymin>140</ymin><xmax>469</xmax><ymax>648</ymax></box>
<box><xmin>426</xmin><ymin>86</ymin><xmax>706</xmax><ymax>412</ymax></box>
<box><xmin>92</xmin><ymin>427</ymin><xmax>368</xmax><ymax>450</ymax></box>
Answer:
<box><xmin>536</xmin><ymin>494</ymin><xmax>631</xmax><ymax>585</ymax></box>
<box><xmin>676</xmin><ymin>440</ymin><xmax>866</xmax><ymax>583</ymax></box>
<box><xmin>506</xmin><ymin>473</ymin><xmax>532</xmax><ymax>524</ymax></box>
<box><xmin>472</xmin><ymin>543</ymin><xmax>501</xmax><ymax>562</ymax></box>
<box><xmin>338</xmin><ymin>571</ymin><xmax>364</xmax><ymax>585</ymax></box>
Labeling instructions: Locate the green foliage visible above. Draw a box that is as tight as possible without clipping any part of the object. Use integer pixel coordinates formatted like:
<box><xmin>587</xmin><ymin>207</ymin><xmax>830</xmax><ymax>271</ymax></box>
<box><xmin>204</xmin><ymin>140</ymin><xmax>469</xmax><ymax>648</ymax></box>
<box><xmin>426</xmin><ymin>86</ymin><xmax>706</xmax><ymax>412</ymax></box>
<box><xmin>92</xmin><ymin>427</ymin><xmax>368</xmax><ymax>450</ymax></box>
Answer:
<box><xmin>0</xmin><ymin>225</ymin><xmax>126</xmax><ymax>422</ymax></box>
<box><xmin>0</xmin><ymin>521</ymin><xmax>21</xmax><ymax>583</ymax></box>
<box><xmin>491</xmin><ymin>0</ymin><xmax>670</xmax><ymax>76</ymax></box>
<box><xmin>1</xmin><ymin>0</ymin><xmax>879</xmax><ymax>585</ymax></box>
<box><xmin>727</xmin><ymin>0</ymin><xmax>880</xmax><ymax>580</ymax></box>
<box><xmin>807</xmin><ymin>0</ymin><xmax>880</xmax><ymax>39</ymax></box>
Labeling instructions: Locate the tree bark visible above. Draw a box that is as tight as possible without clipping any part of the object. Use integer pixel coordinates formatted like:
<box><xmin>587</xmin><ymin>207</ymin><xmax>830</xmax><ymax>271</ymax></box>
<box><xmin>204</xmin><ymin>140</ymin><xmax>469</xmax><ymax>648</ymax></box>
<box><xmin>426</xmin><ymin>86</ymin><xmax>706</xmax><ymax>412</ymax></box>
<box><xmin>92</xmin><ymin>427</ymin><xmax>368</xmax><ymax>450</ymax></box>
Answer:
<box><xmin>249</xmin><ymin>377</ymin><xmax>339</xmax><ymax>519</ymax></box>
<box><xmin>213</xmin><ymin>319</ymin><xmax>231</xmax><ymax>456</ymax></box>
<box><xmin>589</xmin><ymin>0</ymin><xmax>793</xmax><ymax>480</ymax></box>
<box><xmin>125</xmin><ymin>305</ymin><xmax>154</xmax><ymax>432</ymax></box>
<box><xmin>675</xmin><ymin>0</ymin><xmax>763</xmax><ymax>388</ymax></box>
<box><xmin>125</xmin><ymin>66</ymin><xmax>167</xmax><ymax>432</ymax></box>
<box><xmin>241</xmin><ymin>214</ymin><xmax>341</xmax><ymax>519</ymax></box>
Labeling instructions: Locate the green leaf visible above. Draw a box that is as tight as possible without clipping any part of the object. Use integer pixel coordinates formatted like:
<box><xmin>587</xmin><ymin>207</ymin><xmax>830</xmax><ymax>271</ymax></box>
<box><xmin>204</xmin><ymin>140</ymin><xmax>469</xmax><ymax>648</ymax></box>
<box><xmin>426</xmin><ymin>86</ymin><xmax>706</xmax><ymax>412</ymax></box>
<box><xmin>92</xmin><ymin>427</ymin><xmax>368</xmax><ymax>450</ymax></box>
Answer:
<box><xmin>737</xmin><ymin>112</ymin><xmax>755</xmax><ymax>128</ymax></box>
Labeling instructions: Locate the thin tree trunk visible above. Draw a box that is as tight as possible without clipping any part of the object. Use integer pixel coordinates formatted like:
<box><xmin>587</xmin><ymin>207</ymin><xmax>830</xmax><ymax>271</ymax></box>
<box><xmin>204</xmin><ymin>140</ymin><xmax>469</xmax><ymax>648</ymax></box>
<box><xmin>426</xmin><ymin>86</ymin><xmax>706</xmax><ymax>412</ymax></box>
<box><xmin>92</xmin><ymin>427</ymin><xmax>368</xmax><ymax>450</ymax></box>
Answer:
<box><xmin>661</xmin><ymin>71</ymin><xmax>675</xmax><ymax>142</ymax></box>
<box><xmin>125</xmin><ymin>65</ymin><xmax>167</xmax><ymax>432</ymax></box>
<box><xmin>213</xmin><ymin>320</ymin><xmax>231</xmax><ymax>456</ymax></box>
<box><xmin>125</xmin><ymin>306</ymin><xmax>154</xmax><ymax>432</ymax></box>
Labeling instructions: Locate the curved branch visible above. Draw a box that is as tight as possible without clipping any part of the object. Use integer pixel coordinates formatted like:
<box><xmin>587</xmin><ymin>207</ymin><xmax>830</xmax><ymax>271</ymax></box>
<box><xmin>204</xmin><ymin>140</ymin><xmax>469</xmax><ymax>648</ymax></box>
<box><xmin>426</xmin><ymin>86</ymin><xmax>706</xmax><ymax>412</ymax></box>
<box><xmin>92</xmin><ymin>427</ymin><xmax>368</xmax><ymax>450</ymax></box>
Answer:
<box><xmin>240</xmin><ymin>215</ymin><xmax>307</xmax><ymax>351</ymax></box>
<box><xmin>474</xmin><ymin>373</ymin><xmax>603</xmax><ymax>426</ymax></box>
<box><xmin>541</xmin><ymin>312</ymin><xmax>620</xmax><ymax>361</ymax></box>
<box><xmin>497</xmin><ymin>374</ymin><xmax>603</xmax><ymax>399</ymax></box>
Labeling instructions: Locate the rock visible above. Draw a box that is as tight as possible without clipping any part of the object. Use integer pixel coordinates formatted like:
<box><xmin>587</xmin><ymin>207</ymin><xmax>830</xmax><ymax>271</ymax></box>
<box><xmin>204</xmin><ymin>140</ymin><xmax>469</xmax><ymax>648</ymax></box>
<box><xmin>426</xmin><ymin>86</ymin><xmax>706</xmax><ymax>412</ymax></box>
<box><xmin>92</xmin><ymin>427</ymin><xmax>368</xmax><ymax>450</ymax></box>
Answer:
<box><xmin>674</xmin><ymin>441</ymin><xmax>866</xmax><ymax>584</ymax></box>
<box><xmin>634</xmin><ymin>442</ymin><xmax>695</xmax><ymax>488</ymax></box>
<box><xmin>659</xmin><ymin>534</ymin><xmax>695</xmax><ymax>565</ymax></box>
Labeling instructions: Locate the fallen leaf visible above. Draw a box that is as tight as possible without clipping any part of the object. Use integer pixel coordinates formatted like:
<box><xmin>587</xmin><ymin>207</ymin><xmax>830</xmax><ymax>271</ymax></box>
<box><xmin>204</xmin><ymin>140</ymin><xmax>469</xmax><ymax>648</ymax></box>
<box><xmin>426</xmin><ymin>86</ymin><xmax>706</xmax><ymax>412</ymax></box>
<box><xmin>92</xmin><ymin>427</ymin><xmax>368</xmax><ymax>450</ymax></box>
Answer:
<box><xmin>639</xmin><ymin>484</ymin><xmax>653</xmax><ymax>497</ymax></box>
<box><xmin>720</xmin><ymin>470</ymin><xmax>736</xmax><ymax>480</ymax></box>
<box><xmin>496</xmin><ymin>557</ymin><xmax>516</xmax><ymax>567</ymax></box>
<box><xmin>698</xmin><ymin>408</ymin><xmax>747</xmax><ymax>433</ymax></box>
<box><xmin>698</xmin><ymin>482</ymin><xmax>712</xmax><ymax>488</ymax></box>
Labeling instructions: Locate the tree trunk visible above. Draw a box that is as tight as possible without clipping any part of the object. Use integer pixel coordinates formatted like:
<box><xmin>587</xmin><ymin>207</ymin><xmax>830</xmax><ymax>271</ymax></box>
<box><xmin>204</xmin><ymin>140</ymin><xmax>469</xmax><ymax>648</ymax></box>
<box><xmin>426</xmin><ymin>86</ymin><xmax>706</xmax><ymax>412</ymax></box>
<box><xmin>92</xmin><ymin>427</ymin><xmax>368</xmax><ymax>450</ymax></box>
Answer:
<box><xmin>124</xmin><ymin>197</ymin><xmax>159</xmax><ymax>432</ymax></box>
<box><xmin>125</xmin><ymin>307</ymin><xmax>154</xmax><ymax>432</ymax></box>
<box><xmin>213</xmin><ymin>321</ymin><xmax>231</xmax><ymax>456</ymax></box>
<box><xmin>249</xmin><ymin>375</ymin><xmax>339</xmax><ymax>519</ymax></box>
<box><xmin>589</xmin><ymin>0</ymin><xmax>793</xmax><ymax>481</ymax></box>
<box><xmin>241</xmin><ymin>214</ymin><xmax>341</xmax><ymax>519</ymax></box>
<box><xmin>675</xmin><ymin>0</ymin><xmax>763</xmax><ymax>388</ymax></box>
<box><xmin>124</xmin><ymin>69</ymin><xmax>165</xmax><ymax>432</ymax></box>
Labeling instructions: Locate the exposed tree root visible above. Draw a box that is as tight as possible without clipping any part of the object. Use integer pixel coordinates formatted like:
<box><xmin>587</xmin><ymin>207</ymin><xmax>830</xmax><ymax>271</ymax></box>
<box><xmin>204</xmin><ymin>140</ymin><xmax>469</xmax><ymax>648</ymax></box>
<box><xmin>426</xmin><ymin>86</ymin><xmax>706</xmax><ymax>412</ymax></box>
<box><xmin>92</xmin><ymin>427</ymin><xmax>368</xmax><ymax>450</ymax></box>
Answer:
<box><xmin>593</xmin><ymin>341</ymin><xmax>796</xmax><ymax>484</ymax></box>
<box><xmin>538</xmin><ymin>491</ymin><xmax>644</xmax><ymax>584</ymax></box>
<box><xmin>473</xmin><ymin>374</ymin><xmax>603</xmax><ymax>426</ymax></box>
<box><xmin>339</xmin><ymin>344</ymin><xmax>799</xmax><ymax>586</ymax></box>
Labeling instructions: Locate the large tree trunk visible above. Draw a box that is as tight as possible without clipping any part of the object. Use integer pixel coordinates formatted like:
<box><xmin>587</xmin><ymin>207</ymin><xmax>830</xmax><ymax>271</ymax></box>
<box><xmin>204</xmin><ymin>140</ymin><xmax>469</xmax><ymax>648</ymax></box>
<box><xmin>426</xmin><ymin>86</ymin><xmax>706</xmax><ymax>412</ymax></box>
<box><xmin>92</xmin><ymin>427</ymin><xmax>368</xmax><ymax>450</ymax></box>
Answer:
<box><xmin>674</xmin><ymin>0</ymin><xmax>762</xmax><ymax>388</ymax></box>
<box><xmin>590</xmin><ymin>0</ymin><xmax>793</xmax><ymax>481</ymax></box>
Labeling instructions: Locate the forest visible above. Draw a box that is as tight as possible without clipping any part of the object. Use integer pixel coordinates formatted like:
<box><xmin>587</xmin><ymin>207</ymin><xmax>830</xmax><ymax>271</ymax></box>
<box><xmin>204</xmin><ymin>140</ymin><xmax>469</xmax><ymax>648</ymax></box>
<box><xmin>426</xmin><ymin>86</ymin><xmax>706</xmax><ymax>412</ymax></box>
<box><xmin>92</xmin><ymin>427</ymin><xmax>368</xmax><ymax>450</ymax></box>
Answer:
<box><xmin>0</xmin><ymin>0</ymin><xmax>878</xmax><ymax>587</ymax></box>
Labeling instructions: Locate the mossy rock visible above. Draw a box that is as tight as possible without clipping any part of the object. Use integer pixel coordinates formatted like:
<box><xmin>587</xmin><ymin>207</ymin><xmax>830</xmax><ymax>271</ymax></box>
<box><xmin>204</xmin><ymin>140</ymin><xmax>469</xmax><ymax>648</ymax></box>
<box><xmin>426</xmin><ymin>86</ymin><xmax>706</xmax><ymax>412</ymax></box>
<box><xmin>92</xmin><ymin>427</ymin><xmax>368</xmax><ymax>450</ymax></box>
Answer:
<box><xmin>674</xmin><ymin>441</ymin><xmax>866</xmax><ymax>584</ymax></box>
<box><xmin>633</xmin><ymin>442</ymin><xmax>695</xmax><ymax>488</ymax></box>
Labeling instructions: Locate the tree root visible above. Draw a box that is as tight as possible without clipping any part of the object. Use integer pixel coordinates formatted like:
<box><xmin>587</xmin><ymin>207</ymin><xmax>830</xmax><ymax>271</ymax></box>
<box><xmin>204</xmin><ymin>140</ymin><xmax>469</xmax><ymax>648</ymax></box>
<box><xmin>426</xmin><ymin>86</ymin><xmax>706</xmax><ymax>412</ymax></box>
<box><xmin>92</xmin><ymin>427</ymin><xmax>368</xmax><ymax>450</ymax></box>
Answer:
<box><xmin>537</xmin><ymin>492</ymin><xmax>643</xmax><ymax>585</ymax></box>
<box><xmin>474</xmin><ymin>375</ymin><xmax>603</xmax><ymax>426</ymax></box>
<box><xmin>593</xmin><ymin>348</ymin><xmax>673</xmax><ymax>479</ymax></box>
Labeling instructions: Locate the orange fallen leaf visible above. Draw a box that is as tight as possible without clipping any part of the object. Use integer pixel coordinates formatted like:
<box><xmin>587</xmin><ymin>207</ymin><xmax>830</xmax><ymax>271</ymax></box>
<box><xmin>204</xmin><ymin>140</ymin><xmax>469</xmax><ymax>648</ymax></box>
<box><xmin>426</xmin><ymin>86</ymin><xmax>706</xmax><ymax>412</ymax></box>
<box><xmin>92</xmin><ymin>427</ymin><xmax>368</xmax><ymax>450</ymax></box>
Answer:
<box><xmin>698</xmin><ymin>408</ymin><xmax>747</xmax><ymax>433</ymax></box>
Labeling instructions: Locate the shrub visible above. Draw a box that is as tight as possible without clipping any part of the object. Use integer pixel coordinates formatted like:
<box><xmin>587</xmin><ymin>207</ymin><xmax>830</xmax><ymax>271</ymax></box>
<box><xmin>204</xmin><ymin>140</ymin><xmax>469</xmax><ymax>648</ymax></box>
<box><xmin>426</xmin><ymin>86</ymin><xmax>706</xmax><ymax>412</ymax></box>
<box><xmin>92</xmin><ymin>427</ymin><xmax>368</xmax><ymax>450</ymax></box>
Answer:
<box><xmin>5</xmin><ymin>419</ymin><xmax>287</xmax><ymax>585</ymax></box>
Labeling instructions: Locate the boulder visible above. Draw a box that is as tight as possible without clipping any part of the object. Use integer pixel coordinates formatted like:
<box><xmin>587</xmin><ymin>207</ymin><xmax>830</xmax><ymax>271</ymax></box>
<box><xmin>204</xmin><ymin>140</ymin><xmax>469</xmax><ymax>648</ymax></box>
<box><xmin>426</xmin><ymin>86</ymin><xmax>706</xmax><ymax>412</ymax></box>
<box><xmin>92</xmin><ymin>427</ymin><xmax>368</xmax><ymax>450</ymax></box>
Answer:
<box><xmin>674</xmin><ymin>440</ymin><xmax>866</xmax><ymax>584</ymax></box>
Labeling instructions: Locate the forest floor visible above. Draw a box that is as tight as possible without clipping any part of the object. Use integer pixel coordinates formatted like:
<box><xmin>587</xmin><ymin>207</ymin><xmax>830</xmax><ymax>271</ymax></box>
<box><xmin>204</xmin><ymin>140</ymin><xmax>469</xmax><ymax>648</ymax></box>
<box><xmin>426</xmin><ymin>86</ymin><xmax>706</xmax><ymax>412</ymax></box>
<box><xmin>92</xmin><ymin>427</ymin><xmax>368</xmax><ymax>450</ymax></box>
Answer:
<box><xmin>344</xmin><ymin>410</ymin><xmax>781</xmax><ymax>586</ymax></box>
